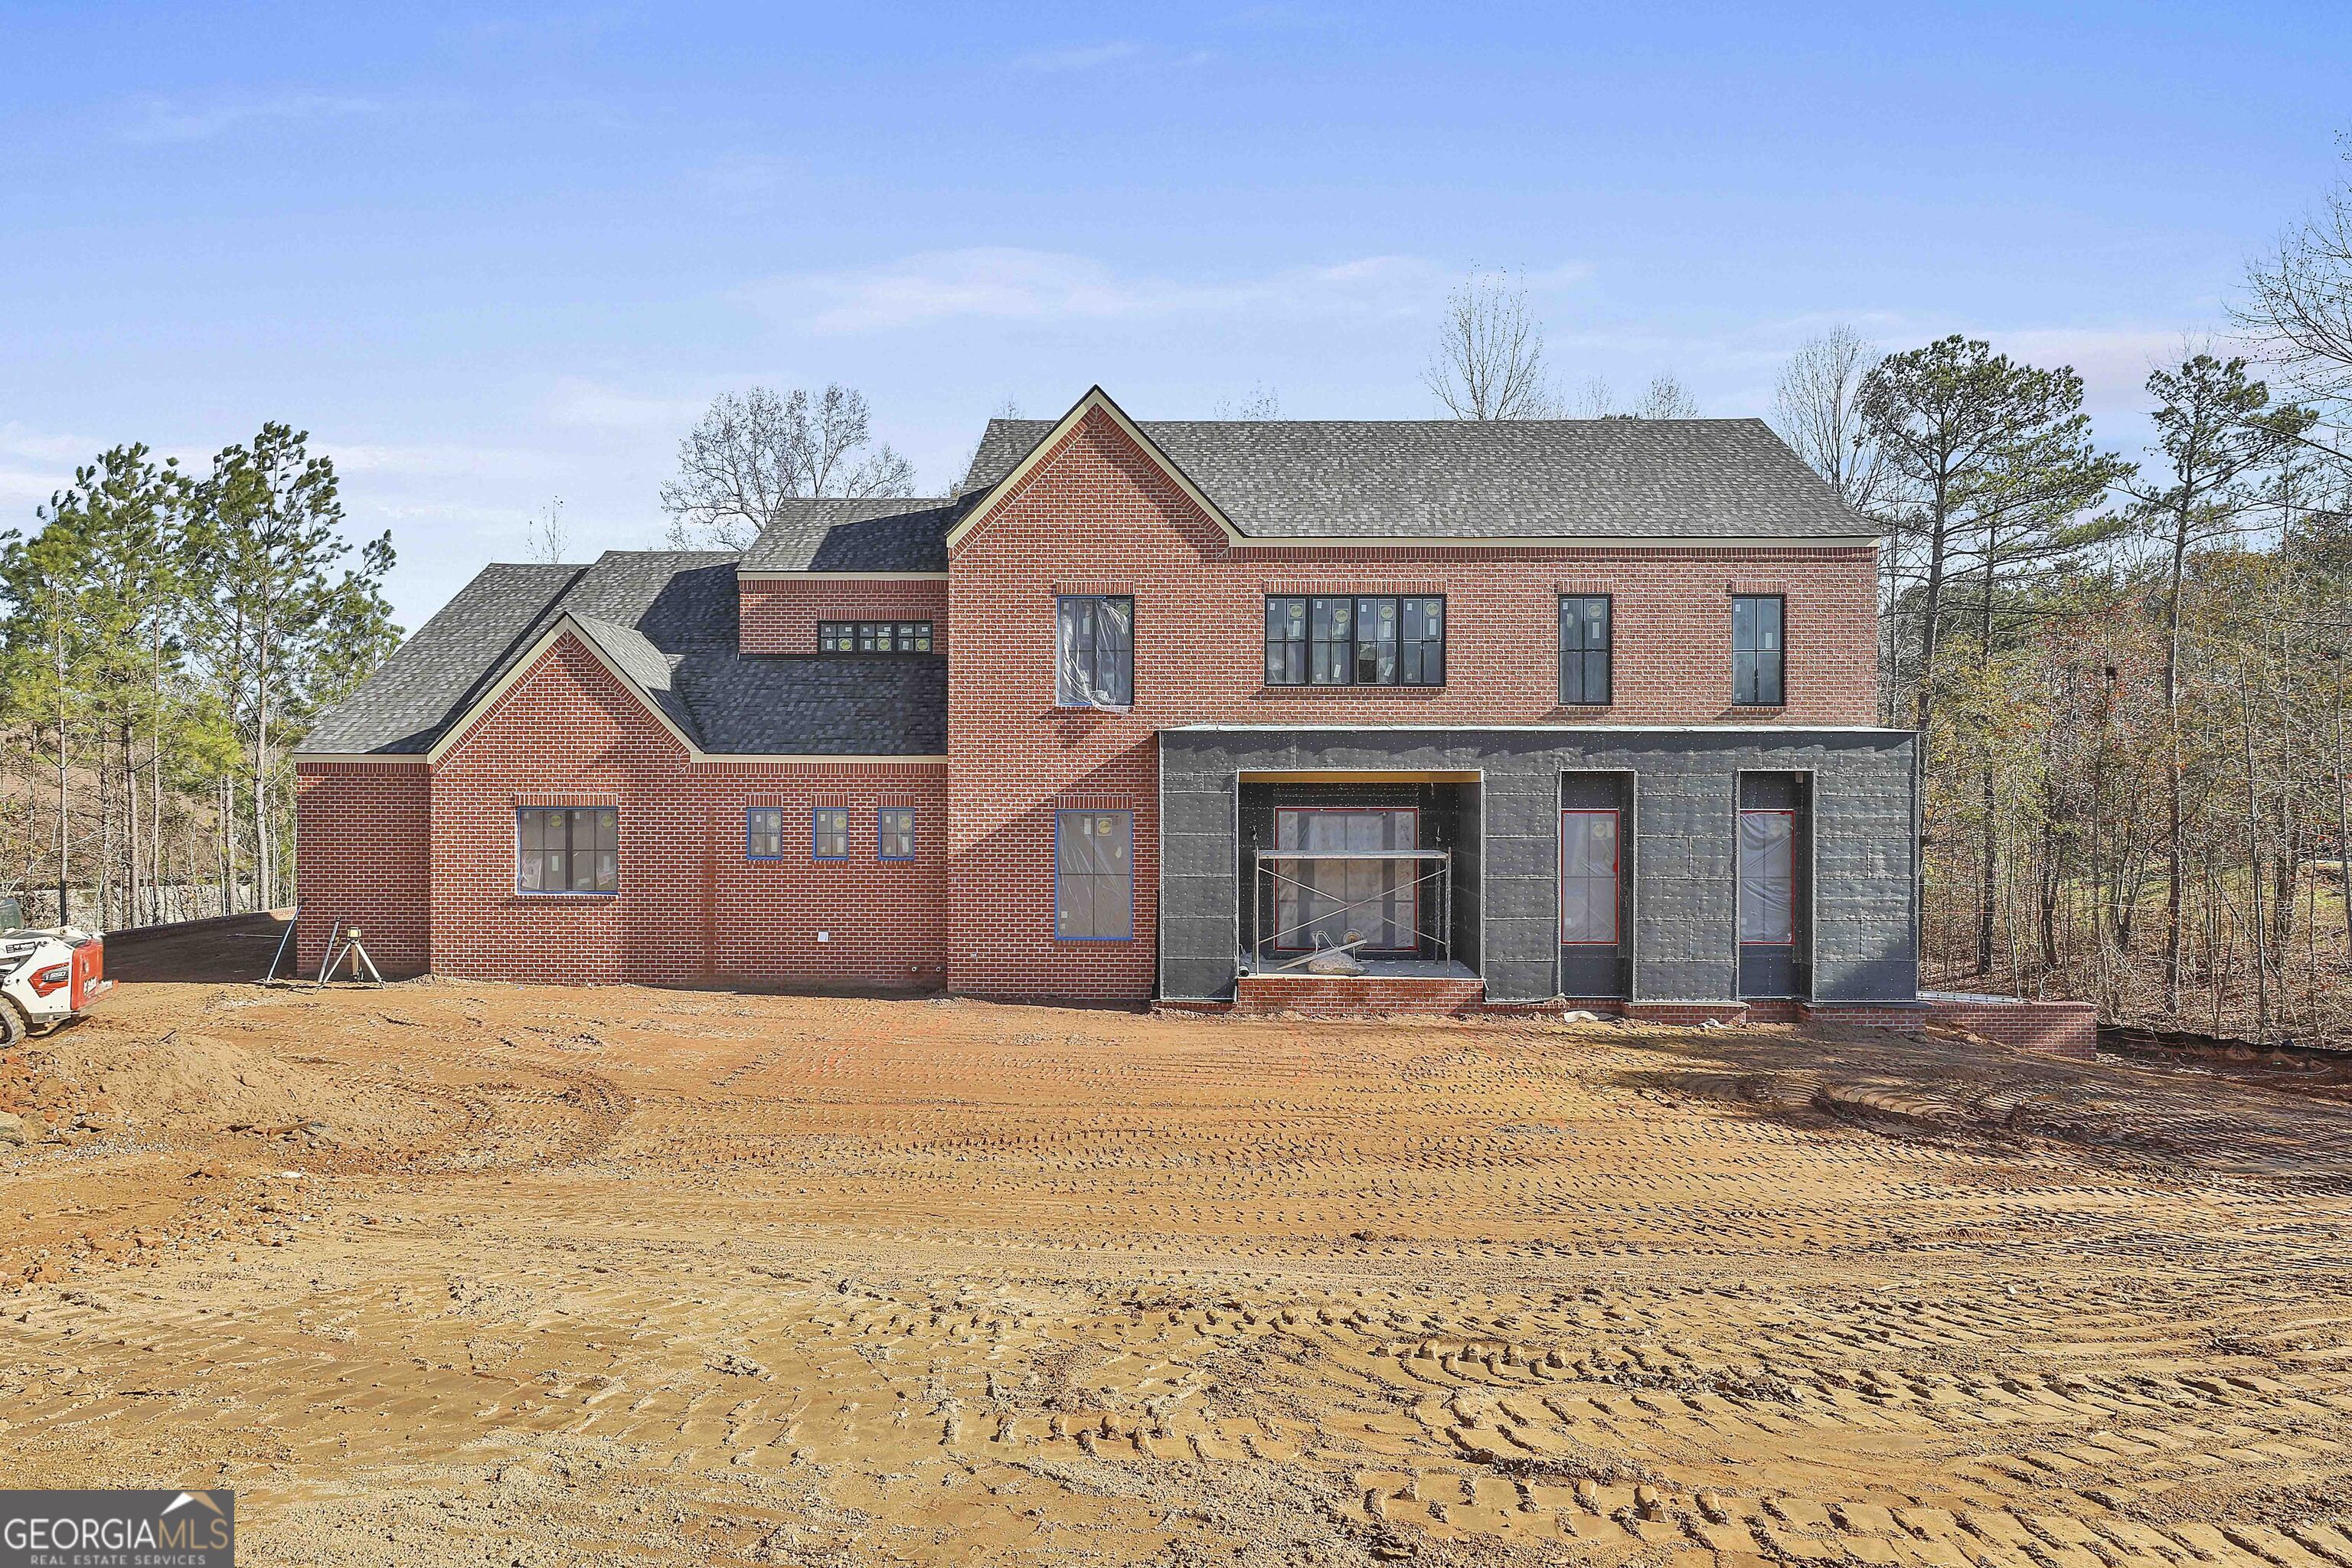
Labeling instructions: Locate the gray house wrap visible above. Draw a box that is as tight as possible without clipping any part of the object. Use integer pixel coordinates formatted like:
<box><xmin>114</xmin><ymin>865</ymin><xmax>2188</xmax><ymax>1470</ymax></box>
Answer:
<box><xmin>1158</xmin><ymin>726</ymin><xmax>1918</xmax><ymax>1006</ymax></box>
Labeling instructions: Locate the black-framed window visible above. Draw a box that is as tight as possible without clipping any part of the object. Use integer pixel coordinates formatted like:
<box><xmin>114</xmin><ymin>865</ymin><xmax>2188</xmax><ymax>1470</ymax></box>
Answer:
<box><xmin>1054</xmin><ymin>809</ymin><xmax>1133</xmax><ymax>940</ymax></box>
<box><xmin>518</xmin><ymin>807</ymin><xmax>616</xmax><ymax>894</ymax></box>
<box><xmin>1056</xmin><ymin>596</ymin><xmax>1133</xmax><ymax>707</ymax></box>
<box><xmin>819</xmin><ymin>620</ymin><xmax>933</xmax><ymax>654</ymax></box>
<box><xmin>877</xmin><ymin>807</ymin><xmax>916</xmax><ymax>861</ymax></box>
<box><xmin>1732</xmin><ymin>595</ymin><xmax>1785</xmax><ymax>706</ymax></box>
<box><xmin>1263</xmin><ymin>595</ymin><xmax>1445</xmax><ymax>687</ymax></box>
<box><xmin>745</xmin><ymin>807</ymin><xmax>783</xmax><ymax>859</ymax></box>
<box><xmin>812</xmin><ymin>806</ymin><xmax>851</xmax><ymax>861</ymax></box>
<box><xmin>1559</xmin><ymin>595</ymin><xmax>1612</xmax><ymax>705</ymax></box>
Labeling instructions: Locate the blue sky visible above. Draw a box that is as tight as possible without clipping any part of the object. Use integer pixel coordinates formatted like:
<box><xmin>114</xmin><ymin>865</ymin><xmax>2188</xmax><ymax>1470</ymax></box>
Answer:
<box><xmin>3</xmin><ymin>1</ymin><xmax>2347</xmax><ymax>628</ymax></box>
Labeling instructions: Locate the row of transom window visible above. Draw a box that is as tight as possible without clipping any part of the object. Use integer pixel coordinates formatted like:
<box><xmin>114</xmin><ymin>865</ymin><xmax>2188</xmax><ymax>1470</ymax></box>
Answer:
<box><xmin>514</xmin><ymin>805</ymin><xmax>919</xmax><ymax>896</ymax></box>
<box><xmin>1050</xmin><ymin>593</ymin><xmax>1789</xmax><ymax>707</ymax></box>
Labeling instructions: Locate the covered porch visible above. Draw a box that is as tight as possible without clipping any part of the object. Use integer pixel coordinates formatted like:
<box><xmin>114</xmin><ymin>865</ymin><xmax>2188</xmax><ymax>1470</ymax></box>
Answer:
<box><xmin>1220</xmin><ymin>769</ymin><xmax>1486</xmax><ymax>1011</ymax></box>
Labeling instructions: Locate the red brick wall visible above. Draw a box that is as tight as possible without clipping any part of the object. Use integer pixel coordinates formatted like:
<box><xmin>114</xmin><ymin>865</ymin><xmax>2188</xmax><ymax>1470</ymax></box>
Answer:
<box><xmin>293</xmin><ymin>763</ymin><xmax>432</xmax><ymax>976</ymax></box>
<box><xmin>738</xmin><ymin>577</ymin><xmax>949</xmax><ymax>655</ymax></box>
<box><xmin>945</xmin><ymin>406</ymin><xmax>1883</xmax><ymax>1001</ymax></box>
<box><xmin>400</xmin><ymin>632</ymin><xmax>946</xmax><ymax>987</ymax></box>
<box><xmin>1926</xmin><ymin>999</ymin><xmax>2097</xmax><ymax>1060</ymax></box>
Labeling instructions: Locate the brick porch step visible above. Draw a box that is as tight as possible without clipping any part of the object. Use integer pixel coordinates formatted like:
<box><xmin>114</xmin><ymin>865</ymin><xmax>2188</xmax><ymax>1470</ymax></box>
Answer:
<box><xmin>1232</xmin><ymin>972</ymin><xmax>1486</xmax><ymax>1017</ymax></box>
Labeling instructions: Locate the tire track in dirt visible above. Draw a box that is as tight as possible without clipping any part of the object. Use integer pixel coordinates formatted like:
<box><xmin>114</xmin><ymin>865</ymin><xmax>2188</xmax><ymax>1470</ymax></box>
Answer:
<box><xmin>12</xmin><ymin>982</ymin><xmax>2352</xmax><ymax>1563</ymax></box>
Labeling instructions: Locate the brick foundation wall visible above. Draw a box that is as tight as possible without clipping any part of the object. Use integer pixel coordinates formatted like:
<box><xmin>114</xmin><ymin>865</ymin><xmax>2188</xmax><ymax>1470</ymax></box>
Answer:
<box><xmin>409</xmin><ymin>632</ymin><xmax>947</xmax><ymax>988</ymax></box>
<box><xmin>1231</xmin><ymin>973</ymin><xmax>1486</xmax><ymax>1016</ymax></box>
<box><xmin>294</xmin><ymin>762</ymin><xmax>432</xmax><ymax>976</ymax></box>
<box><xmin>1627</xmin><ymin>1001</ymin><xmax>1753</xmax><ymax>1025</ymax></box>
<box><xmin>946</xmin><ymin>406</ymin><xmax>1886</xmax><ymax>1002</ymax></box>
<box><xmin>739</xmin><ymin>577</ymin><xmax>949</xmax><ymax>655</ymax></box>
<box><xmin>1925</xmin><ymin>999</ymin><xmax>2098</xmax><ymax>1060</ymax></box>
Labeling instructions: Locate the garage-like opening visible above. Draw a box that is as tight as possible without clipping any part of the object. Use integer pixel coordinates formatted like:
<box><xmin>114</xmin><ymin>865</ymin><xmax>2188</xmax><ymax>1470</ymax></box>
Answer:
<box><xmin>1236</xmin><ymin>774</ymin><xmax>1479</xmax><ymax>980</ymax></box>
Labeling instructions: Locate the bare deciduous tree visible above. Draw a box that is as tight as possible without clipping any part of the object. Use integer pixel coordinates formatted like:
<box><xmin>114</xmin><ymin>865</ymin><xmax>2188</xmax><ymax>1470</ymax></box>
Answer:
<box><xmin>1212</xmin><ymin>384</ymin><xmax>1282</xmax><ymax>420</ymax></box>
<box><xmin>1771</xmin><ymin>326</ymin><xmax>1891</xmax><ymax>515</ymax></box>
<box><xmin>528</xmin><ymin>496</ymin><xmax>566</xmax><ymax>564</ymax></box>
<box><xmin>1424</xmin><ymin>273</ymin><xmax>1560</xmax><ymax>420</ymax></box>
<box><xmin>1631</xmin><ymin>374</ymin><xmax>1699</xmax><ymax>420</ymax></box>
<box><xmin>2240</xmin><ymin>141</ymin><xmax>2352</xmax><ymax>447</ymax></box>
<box><xmin>662</xmin><ymin>385</ymin><xmax>916</xmax><ymax>550</ymax></box>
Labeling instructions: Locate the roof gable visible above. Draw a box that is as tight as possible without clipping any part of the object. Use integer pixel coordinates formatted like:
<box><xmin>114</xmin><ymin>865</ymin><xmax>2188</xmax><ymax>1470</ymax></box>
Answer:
<box><xmin>946</xmin><ymin>387</ymin><xmax>1243</xmax><ymax>554</ymax></box>
<box><xmin>299</xmin><ymin>550</ymin><xmax>946</xmax><ymax>761</ymax></box>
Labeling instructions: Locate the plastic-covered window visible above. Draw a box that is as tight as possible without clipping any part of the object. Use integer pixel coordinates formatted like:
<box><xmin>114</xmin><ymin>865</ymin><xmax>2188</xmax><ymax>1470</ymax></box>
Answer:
<box><xmin>1738</xmin><ymin>809</ymin><xmax>1795</xmax><ymax>943</ymax></box>
<box><xmin>1559</xmin><ymin>596</ymin><xmax>1612</xmax><ymax>704</ymax></box>
<box><xmin>1055</xmin><ymin>811</ymin><xmax>1133</xmax><ymax>939</ymax></box>
<box><xmin>1733</xmin><ymin>596</ymin><xmax>1784</xmax><ymax>706</ymax></box>
<box><xmin>745</xmin><ymin>807</ymin><xmax>784</xmax><ymax>859</ymax></box>
<box><xmin>812</xmin><ymin>807</ymin><xmax>851</xmax><ymax>861</ymax></box>
<box><xmin>518</xmin><ymin>808</ymin><xmax>616</xmax><ymax>893</ymax></box>
<box><xmin>1056</xmin><ymin>596</ymin><xmax>1133</xmax><ymax>708</ymax></box>
<box><xmin>1560</xmin><ymin>810</ymin><xmax>1618</xmax><ymax>943</ymax></box>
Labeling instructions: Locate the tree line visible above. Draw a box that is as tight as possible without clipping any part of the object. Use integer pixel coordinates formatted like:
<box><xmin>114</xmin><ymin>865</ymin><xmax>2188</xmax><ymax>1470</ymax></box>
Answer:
<box><xmin>1769</xmin><ymin>154</ymin><xmax>2352</xmax><ymax>1044</ymax></box>
<box><xmin>0</xmin><ymin>425</ymin><xmax>396</xmax><ymax>930</ymax></box>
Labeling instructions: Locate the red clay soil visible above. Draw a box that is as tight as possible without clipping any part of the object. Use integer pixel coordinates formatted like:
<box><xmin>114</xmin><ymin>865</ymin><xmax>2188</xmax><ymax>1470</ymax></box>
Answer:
<box><xmin>5</xmin><ymin>915</ymin><xmax>2352</xmax><ymax>1564</ymax></box>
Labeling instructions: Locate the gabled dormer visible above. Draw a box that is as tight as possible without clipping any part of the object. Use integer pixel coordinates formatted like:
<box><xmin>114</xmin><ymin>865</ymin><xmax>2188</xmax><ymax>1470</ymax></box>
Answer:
<box><xmin>735</xmin><ymin>497</ymin><xmax>965</xmax><ymax>656</ymax></box>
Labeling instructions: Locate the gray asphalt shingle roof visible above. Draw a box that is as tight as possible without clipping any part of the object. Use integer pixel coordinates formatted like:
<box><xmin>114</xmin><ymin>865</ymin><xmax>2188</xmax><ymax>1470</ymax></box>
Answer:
<box><xmin>299</xmin><ymin>550</ymin><xmax>946</xmax><ymax>758</ymax></box>
<box><xmin>959</xmin><ymin>416</ymin><xmax>1873</xmax><ymax>540</ymax></box>
<box><xmin>307</xmin><ymin>407</ymin><xmax>1860</xmax><ymax>760</ymax></box>
<box><xmin>740</xmin><ymin>497</ymin><xmax>965</xmax><ymax>572</ymax></box>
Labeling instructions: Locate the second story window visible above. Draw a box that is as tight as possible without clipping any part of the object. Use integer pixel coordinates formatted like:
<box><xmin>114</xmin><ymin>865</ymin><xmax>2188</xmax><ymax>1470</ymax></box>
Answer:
<box><xmin>820</xmin><ymin>620</ymin><xmax>933</xmax><ymax>654</ymax></box>
<box><xmin>1056</xmin><ymin>596</ymin><xmax>1133</xmax><ymax>708</ymax></box>
<box><xmin>1558</xmin><ymin>595</ymin><xmax>1612</xmax><ymax>705</ymax></box>
<box><xmin>1263</xmin><ymin>595</ymin><xmax>1445</xmax><ymax>688</ymax></box>
<box><xmin>1732</xmin><ymin>595</ymin><xmax>1785</xmax><ymax>707</ymax></box>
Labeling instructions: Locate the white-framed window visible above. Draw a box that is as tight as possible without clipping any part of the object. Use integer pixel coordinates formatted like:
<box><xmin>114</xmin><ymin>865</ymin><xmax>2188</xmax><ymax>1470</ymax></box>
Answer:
<box><xmin>1054</xmin><ymin>809</ymin><xmax>1133</xmax><ymax>939</ymax></box>
<box><xmin>877</xmin><ymin>807</ymin><xmax>916</xmax><ymax>861</ymax></box>
<box><xmin>1056</xmin><ymin>596</ymin><xmax>1133</xmax><ymax>708</ymax></box>
<box><xmin>1560</xmin><ymin>808</ymin><xmax>1619</xmax><ymax>945</ymax></box>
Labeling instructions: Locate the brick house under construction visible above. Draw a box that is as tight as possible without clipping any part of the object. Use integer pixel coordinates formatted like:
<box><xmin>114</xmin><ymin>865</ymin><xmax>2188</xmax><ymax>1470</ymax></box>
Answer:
<box><xmin>292</xmin><ymin>387</ymin><xmax>2089</xmax><ymax>1044</ymax></box>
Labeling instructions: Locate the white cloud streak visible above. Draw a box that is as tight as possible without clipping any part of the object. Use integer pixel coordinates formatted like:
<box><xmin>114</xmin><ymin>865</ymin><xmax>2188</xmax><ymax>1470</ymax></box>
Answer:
<box><xmin>116</xmin><ymin>91</ymin><xmax>384</xmax><ymax>145</ymax></box>
<box><xmin>747</xmin><ymin>248</ymin><xmax>1575</xmax><ymax>335</ymax></box>
<box><xmin>1010</xmin><ymin>41</ymin><xmax>1144</xmax><ymax>73</ymax></box>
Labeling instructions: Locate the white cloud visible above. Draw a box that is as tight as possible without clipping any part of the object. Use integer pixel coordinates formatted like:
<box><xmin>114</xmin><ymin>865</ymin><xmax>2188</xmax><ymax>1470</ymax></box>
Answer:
<box><xmin>687</xmin><ymin>152</ymin><xmax>804</xmax><ymax>212</ymax></box>
<box><xmin>540</xmin><ymin>378</ymin><xmax>712</xmax><ymax>433</ymax></box>
<box><xmin>748</xmin><ymin>248</ymin><xmax>1501</xmax><ymax>335</ymax></box>
<box><xmin>0</xmin><ymin>422</ymin><xmax>101</xmax><ymax>467</ymax></box>
<box><xmin>116</xmin><ymin>92</ymin><xmax>384</xmax><ymax>145</ymax></box>
<box><xmin>1011</xmin><ymin>41</ymin><xmax>1145</xmax><ymax>73</ymax></box>
<box><xmin>331</xmin><ymin>439</ymin><xmax>563</xmax><ymax>484</ymax></box>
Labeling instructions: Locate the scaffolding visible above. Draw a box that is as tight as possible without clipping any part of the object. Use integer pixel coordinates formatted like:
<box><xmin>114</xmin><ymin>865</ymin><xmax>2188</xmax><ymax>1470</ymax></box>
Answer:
<box><xmin>1247</xmin><ymin>847</ymin><xmax>1453</xmax><ymax>975</ymax></box>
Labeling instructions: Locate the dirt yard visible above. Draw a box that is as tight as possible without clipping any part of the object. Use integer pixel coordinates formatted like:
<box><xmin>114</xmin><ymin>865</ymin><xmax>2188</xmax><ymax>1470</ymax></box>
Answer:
<box><xmin>8</xmin><ymin>920</ymin><xmax>2352</xmax><ymax>1566</ymax></box>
